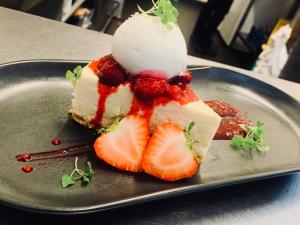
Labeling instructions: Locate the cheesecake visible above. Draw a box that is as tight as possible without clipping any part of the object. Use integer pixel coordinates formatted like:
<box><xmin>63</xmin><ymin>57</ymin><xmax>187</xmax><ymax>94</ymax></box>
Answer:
<box><xmin>71</xmin><ymin>62</ymin><xmax>221</xmax><ymax>158</ymax></box>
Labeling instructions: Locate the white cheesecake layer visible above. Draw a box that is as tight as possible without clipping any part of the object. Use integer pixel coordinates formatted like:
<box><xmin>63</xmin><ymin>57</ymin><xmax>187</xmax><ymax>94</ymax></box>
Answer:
<box><xmin>112</xmin><ymin>14</ymin><xmax>187</xmax><ymax>78</ymax></box>
<box><xmin>102</xmin><ymin>83</ymin><xmax>134</xmax><ymax>127</ymax></box>
<box><xmin>150</xmin><ymin>101</ymin><xmax>221</xmax><ymax>158</ymax></box>
<box><xmin>70</xmin><ymin>66</ymin><xmax>134</xmax><ymax>127</ymax></box>
<box><xmin>71</xmin><ymin>66</ymin><xmax>99</xmax><ymax>124</ymax></box>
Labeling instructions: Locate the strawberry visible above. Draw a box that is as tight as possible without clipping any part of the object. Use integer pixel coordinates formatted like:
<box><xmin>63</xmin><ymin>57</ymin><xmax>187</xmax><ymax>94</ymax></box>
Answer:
<box><xmin>168</xmin><ymin>85</ymin><xmax>198</xmax><ymax>104</ymax></box>
<box><xmin>142</xmin><ymin>122</ymin><xmax>199</xmax><ymax>181</ymax></box>
<box><xmin>94</xmin><ymin>115</ymin><xmax>149</xmax><ymax>172</ymax></box>
<box><xmin>132</xmin><ymin>75</ymin><xmax>170</xmax><ymax>101</ymax></box>
<box><xmin>97</xmin><ymin>55</ymin><xmax>127</xmax><ymax>86</ymax></box>
<box><xmin>168</xmin><ymin>70</ymin><xmax>192</xmax><ymax>85</ymax></box>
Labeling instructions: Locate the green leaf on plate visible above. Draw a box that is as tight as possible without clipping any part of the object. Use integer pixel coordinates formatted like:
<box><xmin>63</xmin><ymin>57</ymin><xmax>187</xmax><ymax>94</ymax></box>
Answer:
<box><xmin>230</xmin><ymin>120</ymin><xmax>269</xmax><ymax>158</ymax></box>
<box><xmin>61</xmin><ymin>174</ymin><xmax>75</xmax><ymax>188</ymax></box>
<box><xmin>60</xmin><ymin>158</ymin><xmax>94</xmax><ymax>188</ymax></box>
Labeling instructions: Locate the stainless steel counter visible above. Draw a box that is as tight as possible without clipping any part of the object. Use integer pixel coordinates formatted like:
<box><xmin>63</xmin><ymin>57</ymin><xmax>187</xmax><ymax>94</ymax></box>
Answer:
<box><xmin>1</xmin><ymin>6</ymin><xmax>300</xmax><ymax>225</ymax></box>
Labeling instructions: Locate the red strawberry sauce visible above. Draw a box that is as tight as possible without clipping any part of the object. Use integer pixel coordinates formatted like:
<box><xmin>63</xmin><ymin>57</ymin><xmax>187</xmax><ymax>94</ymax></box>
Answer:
<box><xmin>88</xmin><ymin>56</ymin><xmax>198</xmax><ymax>127</ymax></box>
<box><xmin>205</xmin><ymin>100</ymin><xmax>252</xmax><ymax>140</ymax></box>
<box><xmin>16</xmin><ymin>154</ymin><xmax>31</xmax><ymax>162</ymax></box>
<box><xmin>90</xmin><ymin>82</ymin><xmax>118</xmax><ymax>126</ymax></box>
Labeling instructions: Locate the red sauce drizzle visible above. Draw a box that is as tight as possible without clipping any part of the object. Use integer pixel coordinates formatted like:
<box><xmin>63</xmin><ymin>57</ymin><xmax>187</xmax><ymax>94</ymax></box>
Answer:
<box><xmin>90</xmin><ymin>83</ymin><xmax>118</xmax><ymax>126</ymax></box>
<box><xmin>129</xmin><ymin>96</ymin><xmax>171</xmax><ymax>121</ymax></box>
<box><xmin>205</xmin><ymin>100</ymin><xmax>252</xmax><ymax>140</ymax></box>
<box><xmin>16</xmin><ymin>142</ymin><xmax>92</xmax><ymax>162</ymax></box>
<box><xmin>22</xmin><ymin>165</ymin><xmax>33</xmax><ymax>173</ymax></box>
<box><xmin>16</xmin><ymin>154</ymin><xmax>31</xmax><ymax>162</ymax></box>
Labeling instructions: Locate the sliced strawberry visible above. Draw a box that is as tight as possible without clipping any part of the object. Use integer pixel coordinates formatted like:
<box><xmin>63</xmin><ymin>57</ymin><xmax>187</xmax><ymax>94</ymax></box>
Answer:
<box><xmin>142</xmin><ymin>122</ymin><xmax>199</xmax><ymax>181</ymax></box>
<box><xmin>94</xmin><ymin>115</ymin><xmax>149</xmax><ymax>172</ymax></box>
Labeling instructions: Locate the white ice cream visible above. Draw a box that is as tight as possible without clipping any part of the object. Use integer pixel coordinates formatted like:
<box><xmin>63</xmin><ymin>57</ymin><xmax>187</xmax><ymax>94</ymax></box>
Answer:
<box><xmin>112</xmin><ymin>14</ymin><xmax>187</xmax><ymax>79</ymax></box>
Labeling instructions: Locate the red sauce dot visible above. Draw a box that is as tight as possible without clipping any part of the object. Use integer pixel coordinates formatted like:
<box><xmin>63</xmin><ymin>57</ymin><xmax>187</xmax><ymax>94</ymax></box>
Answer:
<box><xmin>51</xmin><ymin>138</ymin><xmax>61</xmax><ymax>145</ymax></box>
<box><xmin>16</xmin><ymin>154</ymin><xmax>31</xmax><ymax>162</ymax></box>
<box><xmin>22</xmin><ymin>165</ymin><xmax>33</xmax><ymax>173</ymax></box>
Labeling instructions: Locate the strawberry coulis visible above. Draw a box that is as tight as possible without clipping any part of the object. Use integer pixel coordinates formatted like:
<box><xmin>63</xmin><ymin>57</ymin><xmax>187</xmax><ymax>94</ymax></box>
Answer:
<box><xmin>205</xmin><ymin>100</ymin><xmax>252</xmax><ymax>140</ymax></box>
<box><xmin>90</xmin><ymin>82</ymin><xmax>118</xmax><ymax>126</ymax></box>
<box><xmin>88</xmin><ymin>56</ymin><xmax>198</xmax><ymax>126</ymax></box>
<box><xmin>129</xmin><ymin>96</ymin><xmax>171</xmax><ymax>121</ymax></box>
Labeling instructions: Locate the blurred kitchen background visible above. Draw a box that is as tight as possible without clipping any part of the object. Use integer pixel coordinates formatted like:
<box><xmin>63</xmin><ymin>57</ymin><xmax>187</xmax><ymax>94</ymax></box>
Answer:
<box><xmin>1</xmin><ymin>0</ymin><xmax>299</xmax><ymax>83</ymax></box>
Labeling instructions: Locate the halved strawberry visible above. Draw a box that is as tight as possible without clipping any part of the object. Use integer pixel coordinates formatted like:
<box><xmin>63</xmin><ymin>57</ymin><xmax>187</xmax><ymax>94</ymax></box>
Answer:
<box><xmin>94</xmin><ymin>115</ymin><xmax>149</xmax><ymax>172</ymax></box>
<box><xmin>142</xmin><ymin>122</ymin><xmax>199</xmax><ymax>181</ymax></box>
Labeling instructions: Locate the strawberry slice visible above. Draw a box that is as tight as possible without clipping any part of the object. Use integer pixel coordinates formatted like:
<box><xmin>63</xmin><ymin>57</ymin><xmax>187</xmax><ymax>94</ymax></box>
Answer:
<box><xmin>142</xmin><ymin>122</ymin><xmax>199</xmax><ymax>181</ymax></box>
<box><xmin>94</xmin><ymin>115</ymin><xmax>149</xmax><ymax>172</ymax></box>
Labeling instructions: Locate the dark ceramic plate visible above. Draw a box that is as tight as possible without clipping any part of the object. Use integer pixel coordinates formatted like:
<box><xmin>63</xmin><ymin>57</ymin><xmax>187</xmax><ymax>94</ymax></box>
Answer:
<box><xmin>0</xmin><ymin>60</ymin><xmax>300</xmax><ymax>214</ymax></box>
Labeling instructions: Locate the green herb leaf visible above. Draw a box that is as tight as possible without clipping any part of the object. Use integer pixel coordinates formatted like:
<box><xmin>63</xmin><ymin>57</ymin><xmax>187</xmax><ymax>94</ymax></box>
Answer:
<box><xmin>83</xmin><ymin>161</ymin><xmax>94</xmax><ymax>178</ymax></box>
<box><xmin>61</xmin><ymin>174</ymin><xmax>75</xmax><ymax>188</ymax></box>
<box><xmin>81</xmin><ymin>175</ymin><xmax>90</xmax><ymax>185</ymax></box>
<box><xmin>65</xmin><ymin>65</ymin><xmax>82</xmax><ymax>87</ymax></box>
<box><xmin>230</xmin><ymin>121</ymin><xmax>269</xmax><ymax>158</ymax></box>
<box><xmin>183</xmin><ymin>122</ymin><xmax>201</xmax><ymax>163</ymax></box>
<box><xmin>60</xmin><ymin>158</ymin><xmax>94</xmax><ymax>188</ymax></box>
<box><xmin>86</xmin><ymin>161</ymin><xmax>94</xmax><ymax>174</ymax></box>
<box><xmin>256</xmin><ymin>142</ymin><xmax>269</xmax><ymax>152</ymax></box>
<box><xmin>138</xmin><ymin>0</ymin><xmax>179</xmax><ymax>29</ymax></box>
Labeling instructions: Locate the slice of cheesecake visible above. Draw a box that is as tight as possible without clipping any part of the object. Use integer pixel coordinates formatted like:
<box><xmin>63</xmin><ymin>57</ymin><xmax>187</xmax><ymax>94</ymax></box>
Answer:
<box><xmin>69</xmin><ymin>62</ymin><xmax>221</xmax><ymax>158</ymax></box>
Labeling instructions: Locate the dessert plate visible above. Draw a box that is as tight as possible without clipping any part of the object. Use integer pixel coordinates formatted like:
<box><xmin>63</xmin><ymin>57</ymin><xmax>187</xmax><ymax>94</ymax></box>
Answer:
<box><xmin>0</xmin><ymin>60</ymin><xmax>300</xmax><ymax>214</ymax></box>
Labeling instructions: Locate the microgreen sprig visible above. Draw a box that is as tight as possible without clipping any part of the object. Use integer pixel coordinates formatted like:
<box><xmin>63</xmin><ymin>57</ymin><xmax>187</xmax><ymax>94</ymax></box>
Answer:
<box><xmin>61</xmin><ymin>157</ymin><xmax>94</xmax><ymax>188</ymax></box>
<box><xmin>97</xmin><ymin>116</ymin><xmax>123</xmax><ymax>135</ymax></box>
<box><xmin>184</xmin><ymin>122</ymin><xmax>201</xmax><ymax>163</ymax></box>
<box><xmin>65</xmin><ymin>65</ymin><xmax>82</xmax><ymax>87</ymax></box>
<box><xmin>230</xmin><ymin>121</ymin><xmax>269</xmax><ymax>158</ymax></box>
<box><xmin>138</xmin><ymin>0</ymin><xmax>179</xmax><ymax>29</ymax></box>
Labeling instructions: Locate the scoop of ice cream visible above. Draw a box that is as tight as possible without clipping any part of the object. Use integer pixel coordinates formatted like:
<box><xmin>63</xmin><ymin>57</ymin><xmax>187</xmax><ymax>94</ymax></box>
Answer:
<box><xmin>112</xmin><ymin>13</ymin><xmax>187</xmax><ymax>79</ymax></box>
